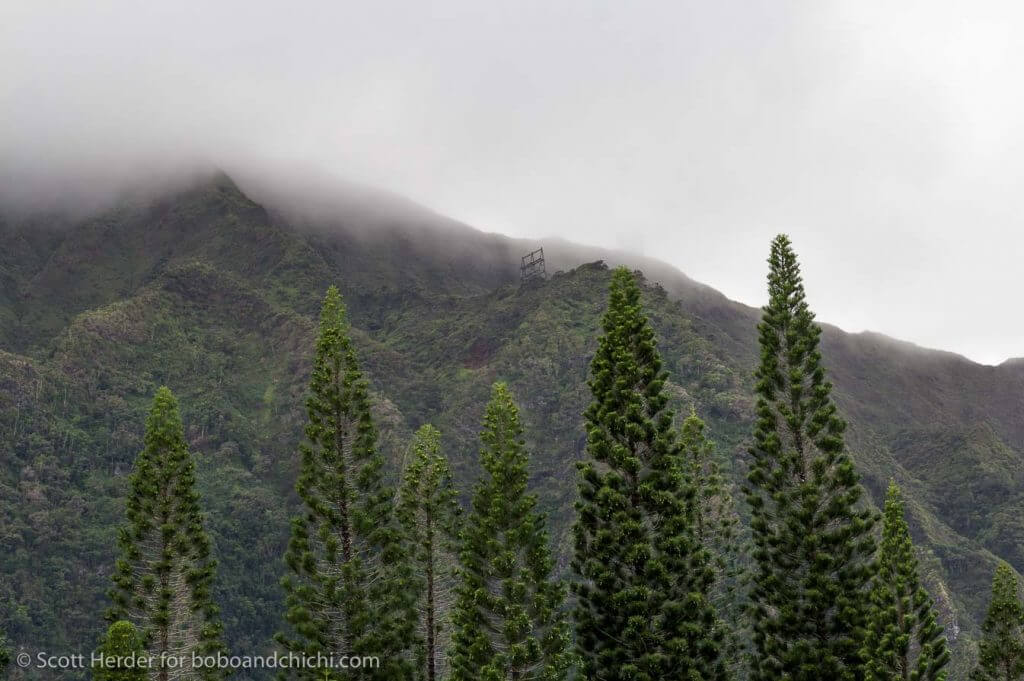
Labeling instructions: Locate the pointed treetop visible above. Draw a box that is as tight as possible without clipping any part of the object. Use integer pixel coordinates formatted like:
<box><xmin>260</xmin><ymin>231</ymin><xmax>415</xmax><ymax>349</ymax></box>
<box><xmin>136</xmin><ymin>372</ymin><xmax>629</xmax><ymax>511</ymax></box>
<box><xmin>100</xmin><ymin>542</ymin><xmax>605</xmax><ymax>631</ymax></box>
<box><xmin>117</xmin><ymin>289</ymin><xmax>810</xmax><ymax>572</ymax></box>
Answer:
<box><xmin>94</xmin><ymin>621</ymin><xmax>147</xmax><ymax>681</ymax></box>
<box><xmin>310</xmin><ymin>286</ymin><xmax>362</xmax><ymax>401</ymax></box>
<box><xmin>973</xmin><ymin>561</ymin><xmax>1024</xmax><ymax>681</ymax></box>
<box><xmin>682</xmin><ymin>405</ymin><xmax>706</xmax><ymax>436</ymax></box>
<box><xmin>137</xmin><ymin>386</ymin><xmax>190</xmax><ymax>469</ymax></box>
<box><xmin>573</xmin><ymin>267</ymin><xmax>725</xmax><ymax>681</ymax></box>
<box><xmin>745</xmin><ymin>233</ymin><xmax>876</xmax><ymax>681</ymax></box>
<box><xmin>603</xmin><ymin>266</ymin><xmax>649</xmax><ymax>332</ymax></box>
<box><xmin>610</xmin><ymin>264</ymin><xmax>641</xmax><ymax>293</ymax></box>
<box><xmin>397</xmin><ymin>423</ymin><xmax>461</xmax><ymax>681</ymax></box>
<box><xmin>146</xmin><ymin>385</ymin><xmax>183</xmax><ymax>428</ymax></box>
<box><xmin>108</xmin><ymin>385</ymin><xmax>224</xmax><ymax>676</ymax></box>
<box><xmin>318</xmin><ymin>285</ymin><xmax>348</xmax><ymax>332</ymax></box>
<box><xmin>588</xmin><ymin>266</ymin><xmax>667</xmax><ymax>424</ymax></box>
<box><xmin>450</xmin><ymin>381</ymin><xmax>571</xmax><ymax>681</ymax></box>
<box><xmin>398</xmin><ymin>423</ymin><xmax>460</xmax><ymax>529</ymax></box>
<box><xmin>864</xmin><ymin>480</ymin><xmax>950</xmax><ymax>681</ymax></box>
<box><xmin>479</xmin><ymin>382</ymin><xmax>528</xmax><ymax>478</ymax></box>
<box><xmin>878</xmin><ymin>481</ymin><xmax>915</xmax><ymax>568</ymax></box>
<box><xmin>766</xmin><ymin>233</ymin><xmax>804</xmax><ymax>294</ymax></box>
<box><xmin>152</xmin><ymin>384</ymin><xmax>176</xmax><ymax>403</ymax></box>
<box><xmin>277</xmin><ymin>283</ymin><xmax>417</xmax><ymax>679</ymax></box>
<box><xmin>406</xmin><ymin>423</ymin><xmax>443</xmax><ymax>466</ymax></box>
<box><xmin>883</xmin><ymin>479</ymin><xmax>906</xmax><ymax>524</ymax></box>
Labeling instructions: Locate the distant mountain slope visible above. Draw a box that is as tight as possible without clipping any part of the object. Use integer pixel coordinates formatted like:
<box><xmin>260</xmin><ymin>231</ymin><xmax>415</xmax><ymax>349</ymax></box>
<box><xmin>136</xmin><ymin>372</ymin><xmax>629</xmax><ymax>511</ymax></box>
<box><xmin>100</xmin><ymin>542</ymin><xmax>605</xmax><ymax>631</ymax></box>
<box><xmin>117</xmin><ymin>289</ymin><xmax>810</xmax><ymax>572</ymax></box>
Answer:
<box><xmin>0</xmin><ymin>173</ymin><xmax>1019</xmax><ymax>680</ymax></box>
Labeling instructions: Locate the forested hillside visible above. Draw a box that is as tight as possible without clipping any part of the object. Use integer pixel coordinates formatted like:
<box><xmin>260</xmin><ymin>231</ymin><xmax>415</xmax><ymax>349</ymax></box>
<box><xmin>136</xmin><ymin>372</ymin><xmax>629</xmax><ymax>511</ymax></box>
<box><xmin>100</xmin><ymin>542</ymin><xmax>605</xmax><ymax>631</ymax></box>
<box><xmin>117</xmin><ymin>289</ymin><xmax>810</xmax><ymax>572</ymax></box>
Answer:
<box><xmin>1</xmin><ymin>173</ymin><xmax>1022</xmax><ymax>679</ymax></box>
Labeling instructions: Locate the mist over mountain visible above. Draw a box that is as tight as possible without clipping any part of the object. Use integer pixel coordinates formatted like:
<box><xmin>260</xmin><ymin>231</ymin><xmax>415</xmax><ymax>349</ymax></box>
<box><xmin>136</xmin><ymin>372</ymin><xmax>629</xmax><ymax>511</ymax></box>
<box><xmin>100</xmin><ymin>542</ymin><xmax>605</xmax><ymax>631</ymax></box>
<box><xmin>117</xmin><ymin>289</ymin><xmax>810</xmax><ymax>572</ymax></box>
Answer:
<box><xmin>10</xmin><ymin>1</ymin><xmax>1024</xmax><ymax>365</ymax></box>
<box><xmin>0</xmin><ymin>170</ymin><xmax>1022</xmax><ymax>678</ymax></box>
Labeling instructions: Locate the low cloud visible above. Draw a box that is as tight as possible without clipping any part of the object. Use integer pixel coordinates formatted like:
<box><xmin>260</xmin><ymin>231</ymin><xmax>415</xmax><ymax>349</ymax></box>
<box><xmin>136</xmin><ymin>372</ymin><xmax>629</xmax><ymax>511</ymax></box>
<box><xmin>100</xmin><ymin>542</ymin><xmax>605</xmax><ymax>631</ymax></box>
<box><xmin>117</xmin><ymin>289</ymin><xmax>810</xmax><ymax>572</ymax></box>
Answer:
<box><xmin>3</xmin><ymin>0</ymin><xmax>1024</xmax><ymax>362</ymax></box>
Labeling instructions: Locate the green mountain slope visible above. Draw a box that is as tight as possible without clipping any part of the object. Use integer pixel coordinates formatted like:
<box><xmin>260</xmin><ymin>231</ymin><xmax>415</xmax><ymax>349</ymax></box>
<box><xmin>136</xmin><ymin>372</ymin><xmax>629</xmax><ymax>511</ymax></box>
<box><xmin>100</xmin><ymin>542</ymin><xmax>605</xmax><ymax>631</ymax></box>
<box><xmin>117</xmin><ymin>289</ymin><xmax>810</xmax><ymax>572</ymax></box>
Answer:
<box><xmin>0</xmin><ymin>173</ymin><xmax>1019</xmax><ymax>679</ymax></box>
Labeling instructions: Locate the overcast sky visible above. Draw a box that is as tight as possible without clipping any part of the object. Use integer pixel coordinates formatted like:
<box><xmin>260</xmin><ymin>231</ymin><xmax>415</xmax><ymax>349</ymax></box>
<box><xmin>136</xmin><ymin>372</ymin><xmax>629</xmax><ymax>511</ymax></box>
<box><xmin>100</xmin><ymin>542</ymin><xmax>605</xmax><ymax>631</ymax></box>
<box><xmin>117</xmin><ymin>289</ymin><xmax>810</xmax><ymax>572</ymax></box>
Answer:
<box><xmin>3</xmin><ymin>1</ymin><xmax>1023</xmax><ymax>364</ymax></box>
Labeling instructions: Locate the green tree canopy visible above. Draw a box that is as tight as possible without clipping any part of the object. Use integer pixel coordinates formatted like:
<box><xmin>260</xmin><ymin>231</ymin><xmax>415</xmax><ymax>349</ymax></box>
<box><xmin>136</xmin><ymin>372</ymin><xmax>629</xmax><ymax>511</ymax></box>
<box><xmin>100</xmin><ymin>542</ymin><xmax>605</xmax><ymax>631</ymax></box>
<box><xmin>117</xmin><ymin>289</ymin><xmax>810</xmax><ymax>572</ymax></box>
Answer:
<box><xmin>398</xmin><ymin>424</ymin><xmax>462</xmax><ymax>681</ymax></box>
<box><xmin>449</xmin><ymin>382</ymin><xmax>572</xmax><ymax>681</ymax></box>
<box><xmin>681</xmin><ymin>407</ymin><xmax>749</xmax><ymax>679</ymax></box>
<box><xmin>572</xmin><ymin>267</ymin><xmax>724</xmax><ymax>681</ymax></box>
<box><xmin>744</xmin><ymin>235</ymin><xmax>877</xmax><ymax>681</ymax></box>
<box><xmin>94</xmin><ymin>620</ymin><xmax>148</xmax><ymax>681</ymax></box>
<box><xmin>972</xmin><ymin>562</ymin><xmax>1024</xmax><ymax>681</ymax></box>
<box><xmin>0</xmin><ymin>629</ymin><xmax>9</xmax><ymax>677</ymax></box>
<box><xmin>107</xmin><ymin>386</ymin><xmax>224</xmax><ymax>681</ymax></box>
<box><xmin>277</xmin><ymin>286</ymin><xmax>417</xmax><ymax>680</ymax></box>
<box><xmin>863</xmin><ymin>482</ymin><xmax>950</xmax><ymax>681</ymax></box>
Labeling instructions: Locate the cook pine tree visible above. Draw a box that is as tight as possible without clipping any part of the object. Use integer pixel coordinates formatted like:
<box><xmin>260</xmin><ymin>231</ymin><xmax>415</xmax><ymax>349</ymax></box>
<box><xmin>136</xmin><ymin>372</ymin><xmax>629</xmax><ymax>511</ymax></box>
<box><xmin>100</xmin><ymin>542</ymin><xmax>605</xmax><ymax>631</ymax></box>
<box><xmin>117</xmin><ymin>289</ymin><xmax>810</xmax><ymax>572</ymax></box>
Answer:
<box><xmin>972</xmin><ymin>562</ymin><xmax>1024</xmax><ymax>681</ymax></box>
<box><xmin>862</xmin><ymin>482</ymin><xmax>949</xmax><ymax>681</ymax></box>
<box><xmin>107</xmin><ymin>386</ymin><xmax>224</xmax><ymax>681</ymax></box>
<box><xmin>277</xmin><ymin>286</ymin><xmax>417</xmax><ymax>680</ymax></box>
<box><xmin>572</xmin><ymin>266</ymin><xmax>725</xmax><ymax>681</ymax></box>
<box><xmin>449</xmin><ymin>382</ymin><xmax>572</xmax><ymax>681</ymax></box>
<box><xmin>744</xmin><ymin>235</ymin><xmax>877</xmax><ymax>681</ymax></box>
<box><xmin>681</xmin><ymin>407</ymin><xmax>748</xmax><ymax>678</ymax></box>
<box><xmin>94</xmin><ymin>621</ymin><xmax>149</xmax><ymax>681</ymax></box>
<box><xmin>397</xmin><ymin>424</ymin><xmax>462</xmax><ymax>681</ymax></box>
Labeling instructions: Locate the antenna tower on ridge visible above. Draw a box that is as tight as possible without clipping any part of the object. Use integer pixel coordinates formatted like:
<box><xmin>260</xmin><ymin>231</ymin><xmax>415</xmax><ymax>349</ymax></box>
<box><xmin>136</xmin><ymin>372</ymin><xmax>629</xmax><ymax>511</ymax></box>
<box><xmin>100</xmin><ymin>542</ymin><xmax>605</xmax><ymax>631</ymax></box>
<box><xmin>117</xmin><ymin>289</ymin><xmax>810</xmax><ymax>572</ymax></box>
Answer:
<box><xmin>520</xmin><ymin>247</ymin><xmax>546</xmax><ymax>283</ymax></box>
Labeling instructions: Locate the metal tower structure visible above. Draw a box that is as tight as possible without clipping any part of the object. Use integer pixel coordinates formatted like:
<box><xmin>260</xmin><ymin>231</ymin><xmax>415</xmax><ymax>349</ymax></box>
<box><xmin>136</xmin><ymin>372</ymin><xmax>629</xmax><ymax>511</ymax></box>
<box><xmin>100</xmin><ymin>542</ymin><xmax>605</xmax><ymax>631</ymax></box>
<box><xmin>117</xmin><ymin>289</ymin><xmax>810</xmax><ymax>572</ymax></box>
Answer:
<box><xmin>520</xmin><ymin>247</ymin><xmax>546</xmax><ymax>282</ymax></box>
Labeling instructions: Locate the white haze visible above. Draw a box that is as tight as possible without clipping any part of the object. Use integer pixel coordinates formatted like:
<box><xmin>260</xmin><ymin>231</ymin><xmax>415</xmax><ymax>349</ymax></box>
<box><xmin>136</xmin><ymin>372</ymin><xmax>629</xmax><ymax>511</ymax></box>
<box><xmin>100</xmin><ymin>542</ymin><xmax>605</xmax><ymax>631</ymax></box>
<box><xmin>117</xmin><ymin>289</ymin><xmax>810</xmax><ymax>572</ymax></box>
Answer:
<box><xmin>2</xmin><ymin>1</ymin><xmax>1023</xmax><ymax>364</ymax></box>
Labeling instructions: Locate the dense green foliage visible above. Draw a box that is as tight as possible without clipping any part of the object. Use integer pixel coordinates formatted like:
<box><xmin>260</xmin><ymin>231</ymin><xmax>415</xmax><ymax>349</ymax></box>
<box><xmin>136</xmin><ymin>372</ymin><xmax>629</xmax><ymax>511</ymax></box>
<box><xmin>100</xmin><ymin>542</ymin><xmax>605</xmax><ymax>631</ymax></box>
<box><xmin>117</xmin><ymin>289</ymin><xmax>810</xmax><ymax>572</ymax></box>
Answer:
<box><xmin>744</xmin><ymin>235</ymin><xmax>877</xmax><ymax>681</ymax></box>
<box><xmin>681</xmin><ymin>407</ymin><xmax>749</xmax><ymax>679</ymax></box>
<box><xmin>277</xmin><ymin>287</ymin><xmax>416</xmax><ymax>680</ymax></box>
<box><xmin>972</xmin><ymin>563</ymin><xmax>1024</xmax><ymax>681</ymax></box>
<box><xmin>0</xmin><ymin>628</ymin><xmax>9</xmax><ymax>677</ymax></box>
<box><xmin>107</xmin><ymin>387</ymin><xmax>224</xmax><ymax>681</ymax></box>
<box><xmin>863</xmin><ymin>482</ymin><xmax>950</xmax><ymax>681</ymax></box>
<box><xmin>449</xmin><ymin>383</ymin><xmax>572</xmax><ymax>681</ymax></box>
<box><xmin>1</xmin><ymin>176</ymin><xmax>1022</xmax><ymax>679</ymax></box>
<box><xmin>572</xmin><ymin>267</ymin><xmax>724</xmax><ymax>681</ymax></box>
<box><xmin>93</xmin><ymin>621</ymin><xmax>147</xmax><ymax>681</ymax></box>
<box><xmin>397</xmin><ymin>424</ymin><xmax>461</xmax><ymax>681</ymax></box>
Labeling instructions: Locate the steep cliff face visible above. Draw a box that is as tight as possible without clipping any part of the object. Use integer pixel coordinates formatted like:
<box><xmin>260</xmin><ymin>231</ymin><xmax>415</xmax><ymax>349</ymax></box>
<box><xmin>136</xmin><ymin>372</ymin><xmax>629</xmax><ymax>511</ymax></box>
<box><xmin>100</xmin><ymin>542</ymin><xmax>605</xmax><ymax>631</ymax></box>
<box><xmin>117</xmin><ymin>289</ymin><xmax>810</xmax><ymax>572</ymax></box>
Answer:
<box><xmin>0</xmin><ymin>174</ymin><xmax>1016</xmax><ymax>679</ymax></box>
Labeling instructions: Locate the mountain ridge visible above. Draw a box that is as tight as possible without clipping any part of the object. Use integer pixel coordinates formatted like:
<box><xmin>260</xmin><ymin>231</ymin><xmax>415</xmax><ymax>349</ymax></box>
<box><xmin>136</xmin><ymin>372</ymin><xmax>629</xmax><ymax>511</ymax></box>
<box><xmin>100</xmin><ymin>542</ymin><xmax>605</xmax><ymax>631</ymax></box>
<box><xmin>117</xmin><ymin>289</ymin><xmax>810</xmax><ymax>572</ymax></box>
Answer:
<box><xmin>4</xmin><ymin>167</ymin><xmax>1011</xmax><ymax>367</ymax></box>
<box><xmin>0</xmin><ymin>172</ymin><xmax>1018</xmax><ymax>680</ymax></box>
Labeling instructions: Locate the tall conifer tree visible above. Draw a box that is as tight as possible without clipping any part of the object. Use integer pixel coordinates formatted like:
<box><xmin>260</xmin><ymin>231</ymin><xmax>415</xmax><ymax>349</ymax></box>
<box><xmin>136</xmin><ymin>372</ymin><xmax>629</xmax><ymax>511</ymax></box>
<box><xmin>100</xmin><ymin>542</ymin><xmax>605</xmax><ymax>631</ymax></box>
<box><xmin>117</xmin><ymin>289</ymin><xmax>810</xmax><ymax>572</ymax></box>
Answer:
<box><xmin>94</xmin><ymin>621</ymin><xmax>149</xmax><ymax>681</ymax></box>
<box><xmin>681</xmin><ymin>407</ymin><xmax>748</xmax><ymax>678</ymax></box>
<box><xmin>449</xmin><ymin>383</ymin><xmax>571</xmax><ymax>681</ymax></box>
<box><xmin>398</xmin><ymin>424</ymin><xmax>462</xmax><ymax>681</ymax></box>
<box><xmin>744</xmin><ymin>235</ymin><xmax>876</xmax><ymax>681</ymax></box>
<box><xmin>277</xmin><ymin>286</ymin><xmax>416</xmax><ymax>680</ymax></box>
<box><xmin>572</xmin><ymin>267</ymin><xmax>724</xmax><ymax>681</ymax></box>
<box><xmin>108</xmin><ymin>386</ymin><xmax>224</xmax><ymax>681</ymax></box>
<box><xmin>862</xmin><ymin>482</ymin><xmax>949</xmax><ymax>681</ymax></box>
<box><xmin>972</xmin><ymin>563</ymin><xmax>1024</xmax><ymax>681</ymax></box>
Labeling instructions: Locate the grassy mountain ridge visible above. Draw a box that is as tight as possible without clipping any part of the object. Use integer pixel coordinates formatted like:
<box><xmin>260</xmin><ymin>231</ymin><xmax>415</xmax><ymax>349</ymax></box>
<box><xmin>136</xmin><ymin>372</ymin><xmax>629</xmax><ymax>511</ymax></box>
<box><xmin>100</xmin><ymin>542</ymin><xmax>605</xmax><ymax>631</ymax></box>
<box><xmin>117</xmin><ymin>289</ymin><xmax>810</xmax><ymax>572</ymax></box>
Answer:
<box><xmin>0</xmin><ymin>174</ymin><xmax>1018</xmax><ymax>678</ymax></box>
